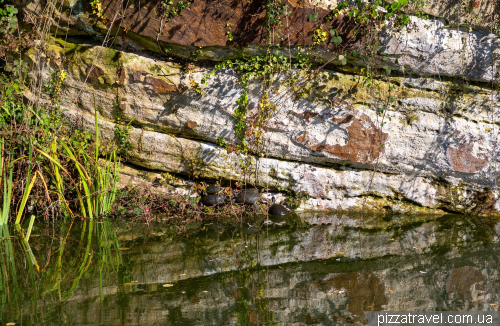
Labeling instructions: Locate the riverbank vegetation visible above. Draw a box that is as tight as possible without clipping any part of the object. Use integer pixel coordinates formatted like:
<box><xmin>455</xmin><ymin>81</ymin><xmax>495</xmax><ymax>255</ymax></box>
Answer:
<box><xmin>0</xmin><ymin>0</ymin><xmax>122</xmax><ymax>226</ymax></box>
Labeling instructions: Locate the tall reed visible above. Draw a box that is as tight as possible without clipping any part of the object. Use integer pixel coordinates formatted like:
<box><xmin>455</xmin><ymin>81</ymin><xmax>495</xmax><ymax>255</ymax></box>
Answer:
<box><xmin>37</xmin><ymin>111</ymin><xmax>120</xmax><ymax>219</ymax></box>
<box><xmin>0</xmin><ymin>137</ymin><xmax>13</xmax><ymax>225</ymax></box>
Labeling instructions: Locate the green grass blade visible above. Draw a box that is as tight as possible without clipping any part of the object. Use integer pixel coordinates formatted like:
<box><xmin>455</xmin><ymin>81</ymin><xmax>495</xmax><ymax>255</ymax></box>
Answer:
<box><xmin>1</xmin><ymin>158</ymin><xmax>13</xmax><ymax>225</ymax></box>
<box><xmin>95</xmin><ymin>106</ymin><xmax>99</xmax><ymax>163</ymax></box>
<box><xmin>61</xmin><ymin>143</ymin><xmax>94</xmax><ymax>218</ymax></box>
<box><xmin>26</xmin><ymin>214</ymin><xmax>35</xmax><ymax>242</ymax></box>
<box><xmin>35</xmin><ymin>148</ymin><xmax>68</xmax><ymax>174</ymax></box>
<box><xmin>51</xmin><ymin>138</ymin><xmax>64</xmax><ymax>195</ymax></box>
<box><xmin>16</xmin><ymin>224</ymin><xmax>39</xmax><ymax>272</ymax></box>
<box><xmin>15</xmin><ymin>171</ymin><xmax>38</xmax><ymax>224</ymax></box>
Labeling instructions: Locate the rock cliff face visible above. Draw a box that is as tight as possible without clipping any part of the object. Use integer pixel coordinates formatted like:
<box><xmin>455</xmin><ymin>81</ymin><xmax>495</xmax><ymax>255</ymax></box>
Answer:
<box><xmin>17</xmin><ymin>0</ymin><xmax>500</xmax><ymax>213</ymax></box>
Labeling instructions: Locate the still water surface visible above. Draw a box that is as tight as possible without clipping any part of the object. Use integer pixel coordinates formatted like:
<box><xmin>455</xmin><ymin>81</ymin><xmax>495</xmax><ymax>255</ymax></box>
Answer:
<box><xmin>1</xmin><ymin>213</ymin><xmax>500</xmax><ymax>325</ymax></box>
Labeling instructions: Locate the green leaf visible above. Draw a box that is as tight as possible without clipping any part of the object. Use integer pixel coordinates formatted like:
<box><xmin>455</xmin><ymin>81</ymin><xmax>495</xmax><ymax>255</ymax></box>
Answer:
<box><xmin>403</xmin><ymin>14</ymin><xmax>410</xmax><ymax>25</ymax></box>
<box><xmin>398</xmin><ymin>0</ymin><xmax>408</xmax><ymax>5</ymax></box>
<box><xmin>308</xmin><ymin>12</ymin><xmax>318</xmax><ymax>22</ymax></box>
<box><xmin>391</xmin><ymin>2</ymin><xmax>400</xmax><ymax>10</ymax></box>
<box><xmin>331</xmin><ymin>36</ymin><xmax>342</xmax><ymax>46</ymax></box>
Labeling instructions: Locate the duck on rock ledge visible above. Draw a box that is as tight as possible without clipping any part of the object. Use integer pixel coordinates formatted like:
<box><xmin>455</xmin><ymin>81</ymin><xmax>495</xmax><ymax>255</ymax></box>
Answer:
<box><xmin>268</xmin><ymin>197</ymin><xmax>291</xmax><ymax>216</ymax></box>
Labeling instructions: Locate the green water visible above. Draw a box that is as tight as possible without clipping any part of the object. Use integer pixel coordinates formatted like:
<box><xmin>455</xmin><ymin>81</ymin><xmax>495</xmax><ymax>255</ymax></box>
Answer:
<box><xmin>1</xmin><ymin>213</ymin><xmax>500</xmax><ymax>325</ymax></box>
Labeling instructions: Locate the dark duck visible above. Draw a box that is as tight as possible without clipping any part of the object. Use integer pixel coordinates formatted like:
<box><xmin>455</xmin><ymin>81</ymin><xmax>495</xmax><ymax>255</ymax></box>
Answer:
<box><xmin>268</xmin><ymin>196</ymin><xmax>290</xmax><ymax>216</ymax></box>
<box><xmin>198</xmin><ymin>182</ymin><xmax>225</xmax><ymax>207</ymax></box>
<box><xmin>235</xmin><ymin>187</ymin><xmax>260</xmax><ymax>209</ymax></box>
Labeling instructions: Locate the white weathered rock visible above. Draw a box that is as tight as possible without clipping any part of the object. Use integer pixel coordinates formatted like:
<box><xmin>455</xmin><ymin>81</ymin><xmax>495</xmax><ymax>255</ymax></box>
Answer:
<box><xmin>379</xmin><ymin>16</ymin><xmax>500</xmax><ymax>82</ymax></box>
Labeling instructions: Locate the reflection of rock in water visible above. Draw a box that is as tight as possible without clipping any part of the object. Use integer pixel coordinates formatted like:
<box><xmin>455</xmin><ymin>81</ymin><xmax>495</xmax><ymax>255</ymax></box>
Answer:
<box><xmin>446</xmin><ymin>266</ymin><xmax>487</xmax><ymax>301</ymax></box>
<box><xmin>7</xmin><ymin>213</ymin><xmax>500</xmax><ymax>325</ymax></box>
<box><xmin>327</xmin><ymin>271</ymin><xmax>388</xmax><ymax>317</ymax></box>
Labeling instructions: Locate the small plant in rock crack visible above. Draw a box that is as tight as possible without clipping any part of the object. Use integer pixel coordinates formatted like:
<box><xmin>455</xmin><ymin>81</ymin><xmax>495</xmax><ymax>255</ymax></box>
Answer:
<box><xmin>313</xmin><ymin>25</ymin><xmax>329</xmax><ymax>45</ymax></box>
<box><xmin>159</xmin><ymin>0</ymin><xmax>193</xmax><ymax>19</ymax></box>
<box><xmin>191</xmin><ymin>48</ymin><xmax>203</xmax><ymax>61</ymax></box>
<box><xmin>189</xmin><ymin>75</ymin><xmax>203</xmax><ymax>96</ymax></box>
<box><xmin>217</xmin><ymin>136</ymin><xmax>238</xmax><ymax>154</ymax></box>
<box><xmin>185</xmin><ymin>63</ymin><xmax>203</xmax><ymax>95</ymax></box>
<box><xmin>285</xmin><ymin>190</ymin><xmax>310</xmax><ymax>210</ymax></box>
<box><xmin>44</xmin><ymin>69</ymin><xmax>67</xmax><ymax>103</ymax></box>
<box><xmin>161</xmin><ymin>172</ymin><xmax>178</xmax><ymax>184</ymax></box>
<box><xmin>276</xmin><ymin>187</ymin><xmax>310</xmax><ymax>209</ymax></box>
<box><xmin>90</xmin><ymin>0</ymin><xmax>104</xmax><ymax>19</ymax></box>
<box><xmin>404</xmin><ymin>111</ymin><xmax>419</xmax><ymax>125</ymax></box>
<box><xmin>329</xmin><ymin>28</ymin><xmax>343</xmax><ymax>47</ymax></box>
<box><xmin>308</xmin><ymin>11</ymin><xmax>329</xmax><ymax>46</ymax></box>
<box><xmin>226</xmin><ymin>22</ymin><xmax>234</xmax><ymax>41</ymax></box>
<box><xmin>114</xmin><ymin>117</ymin><xmax>135</xmax><ymax>156</ymax></box>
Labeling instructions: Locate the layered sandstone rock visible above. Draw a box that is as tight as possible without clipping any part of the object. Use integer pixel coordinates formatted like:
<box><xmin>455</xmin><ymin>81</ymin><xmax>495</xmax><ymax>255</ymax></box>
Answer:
<box><xmin>18</xmin><ymin>0</ymin><xmax>500</xmax><ymax>213</ymax></box>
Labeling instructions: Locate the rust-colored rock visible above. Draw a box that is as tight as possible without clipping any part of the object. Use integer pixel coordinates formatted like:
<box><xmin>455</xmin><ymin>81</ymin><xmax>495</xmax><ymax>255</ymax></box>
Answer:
<box><xmin>101</xmin><ymin>0</ymin><xmax>357</xmax><ymax>48</ymax></box>
<box><xmin>117</xmin><ymin>67</ymin><xmax>126</xmax><ymax>85</ymax></box>
<box><xmin>133</xmin><ymin>71</ymin><xmax>147</xmax><ymax>82</ymax></box>
<box><xmin>187</xmin><ymin>120</ymin><xmax>197</xmax><ymax>128</ymax></box>
<box><xmin>86</xmin><ymin>64</ymin><xmax>104</xmax><ymax>78</ymax></box>
<box><xmin>446</xmin><ymin>141</ymin><xmax>489</xmax><ymax>173</ymax></box>
<box><xmin>292</xmin><ymin>97</ymin><xmax>388</xmax><ymax>164</ymax></box>
<box><xmin>144</xmin><ymin>76</ymin><xmax>179</xmax><ymax>93</ymax></box>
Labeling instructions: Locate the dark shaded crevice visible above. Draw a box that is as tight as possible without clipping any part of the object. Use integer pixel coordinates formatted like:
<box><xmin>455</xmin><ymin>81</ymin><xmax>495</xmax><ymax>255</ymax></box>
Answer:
<box><xmin>437</xmin><ymin>205</ymin><xmax>463</xmax><ymax>214</ymax></box>
<box><xmin>400</xmin><ymin>197</ymin><xmax>426</xmax><ymax>208</ymax></box>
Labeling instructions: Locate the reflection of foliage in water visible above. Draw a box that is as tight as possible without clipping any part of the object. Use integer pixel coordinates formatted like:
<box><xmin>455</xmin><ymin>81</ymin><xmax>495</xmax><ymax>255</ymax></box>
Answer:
<box><xmin>0</xmin><ymin>226</ymin><xmax>18</xmax><ymax>310</ymax></box>
<box><xmin>0</xmin><ymin>219</ymin><xmax>122</xmax><ymax>324</ymax></box>
<box><xmin>229</xmin><ymin>267</ymin><xmax>278</xmax><ymax>326</ymax></box>
<box><xmin>0</xmin><ymin>224</ymin><xmax>40</xmax><ymax>324</ymax></box>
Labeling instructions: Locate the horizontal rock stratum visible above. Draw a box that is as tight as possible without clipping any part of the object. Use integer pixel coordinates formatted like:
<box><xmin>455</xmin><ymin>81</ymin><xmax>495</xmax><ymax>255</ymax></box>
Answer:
<box><xmin>19</xmin><ymin>0</ymin><xmax>500</xmax><ymax>214</ymax></box>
